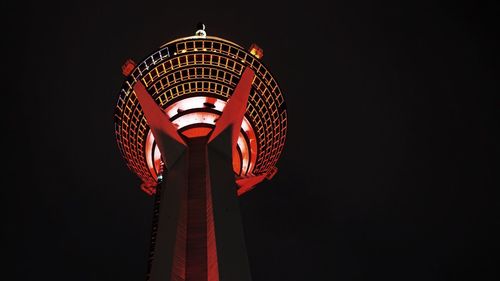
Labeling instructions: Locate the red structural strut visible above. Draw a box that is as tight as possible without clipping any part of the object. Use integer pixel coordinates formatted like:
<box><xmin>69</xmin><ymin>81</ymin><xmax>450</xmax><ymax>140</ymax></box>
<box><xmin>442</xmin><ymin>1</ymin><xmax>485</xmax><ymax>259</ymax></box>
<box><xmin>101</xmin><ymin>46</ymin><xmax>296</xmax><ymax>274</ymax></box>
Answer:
<box><xmin>134</xmin><ymin>81</ymin><xmax>187</xmax><ymax>147</ymax></box>
<box><xmin>209</xmin><ymin>67</ymin><xmax>255</xmax><ymax>146</ymax></box>
<box><xmin>236</xmin><ymin>174</ymin><xmax>267</xmax><ymax>196</ymax></box>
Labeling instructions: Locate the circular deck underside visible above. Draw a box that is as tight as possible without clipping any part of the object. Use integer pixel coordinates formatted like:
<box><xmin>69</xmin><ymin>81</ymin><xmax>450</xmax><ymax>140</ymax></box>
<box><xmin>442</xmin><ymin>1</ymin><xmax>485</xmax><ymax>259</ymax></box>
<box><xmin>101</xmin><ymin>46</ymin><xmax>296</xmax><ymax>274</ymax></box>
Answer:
<box><xmin>114</xmin><ymin>36</ymin><xmax>287</xmax><ymax>189</ymax></box>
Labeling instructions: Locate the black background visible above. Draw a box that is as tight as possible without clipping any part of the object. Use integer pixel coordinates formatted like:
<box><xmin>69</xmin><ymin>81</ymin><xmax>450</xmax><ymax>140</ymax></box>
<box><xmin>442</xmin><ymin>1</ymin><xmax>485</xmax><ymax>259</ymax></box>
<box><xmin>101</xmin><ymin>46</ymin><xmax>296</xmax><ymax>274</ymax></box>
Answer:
<box><xmin>4</xmin><ymin>0</ymin><xmax>499</xmax><ymax>280</ymax></box>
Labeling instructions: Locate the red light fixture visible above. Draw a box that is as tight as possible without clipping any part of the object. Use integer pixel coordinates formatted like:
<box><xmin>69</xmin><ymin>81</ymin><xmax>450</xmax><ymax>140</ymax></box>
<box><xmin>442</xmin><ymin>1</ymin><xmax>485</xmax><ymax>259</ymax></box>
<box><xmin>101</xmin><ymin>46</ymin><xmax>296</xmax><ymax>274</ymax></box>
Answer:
<box><xmin>249</xmin><ymin>43</ymin><xmax>264</xmax><ymax>59</ymax></box>
<box><xmin>121</xmin><ymin>59</ymin><xmax>136</xmax><ymax>77</ymax></box>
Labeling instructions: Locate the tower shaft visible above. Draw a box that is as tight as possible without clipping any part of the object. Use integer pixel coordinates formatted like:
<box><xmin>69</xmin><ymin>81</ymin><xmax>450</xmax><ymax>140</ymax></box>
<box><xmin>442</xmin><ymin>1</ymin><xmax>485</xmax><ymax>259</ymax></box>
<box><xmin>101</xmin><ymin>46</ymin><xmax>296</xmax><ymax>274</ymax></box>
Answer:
<box><xmin>134</xmin><ymin>67</ymin><xmax>256</xmax><ymax>281</ymax></box>
<box><xmin>185</xmin><ymin>137</ymin><xmax>211</xmax><ymax>281</ymax></box>
<box><xmin>147</xmin><ymin>133</ymin><xmax>252</xmax><ymax>281</ymax></box>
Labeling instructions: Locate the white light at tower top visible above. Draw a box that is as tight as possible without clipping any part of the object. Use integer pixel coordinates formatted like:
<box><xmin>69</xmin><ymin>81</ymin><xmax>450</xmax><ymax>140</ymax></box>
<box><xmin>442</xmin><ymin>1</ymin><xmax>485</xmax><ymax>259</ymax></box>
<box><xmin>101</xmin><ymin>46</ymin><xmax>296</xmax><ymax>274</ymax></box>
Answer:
<box><xmin>195</xmin><ymin>22</ymin><xmax>207</xmax><ymax>37</ymax></box>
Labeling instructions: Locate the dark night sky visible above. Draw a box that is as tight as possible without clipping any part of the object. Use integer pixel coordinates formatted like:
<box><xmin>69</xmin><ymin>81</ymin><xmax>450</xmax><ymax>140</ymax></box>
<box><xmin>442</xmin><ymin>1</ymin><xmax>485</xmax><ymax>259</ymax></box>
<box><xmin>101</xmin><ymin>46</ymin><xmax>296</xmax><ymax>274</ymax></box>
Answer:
<box><xmin>3</xmin><ymin>0</ymin><xmax>499</xmax><ymax>280</ymax></box>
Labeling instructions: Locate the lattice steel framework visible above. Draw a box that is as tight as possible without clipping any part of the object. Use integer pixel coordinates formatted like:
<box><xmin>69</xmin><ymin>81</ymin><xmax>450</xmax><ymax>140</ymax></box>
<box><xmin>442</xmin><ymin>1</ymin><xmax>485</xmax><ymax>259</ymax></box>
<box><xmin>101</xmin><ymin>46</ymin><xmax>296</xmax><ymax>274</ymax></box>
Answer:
<box><xmin>114</xmin><ymin>36</ymin><xmax>287</xmax><ymax>194</ymax></box>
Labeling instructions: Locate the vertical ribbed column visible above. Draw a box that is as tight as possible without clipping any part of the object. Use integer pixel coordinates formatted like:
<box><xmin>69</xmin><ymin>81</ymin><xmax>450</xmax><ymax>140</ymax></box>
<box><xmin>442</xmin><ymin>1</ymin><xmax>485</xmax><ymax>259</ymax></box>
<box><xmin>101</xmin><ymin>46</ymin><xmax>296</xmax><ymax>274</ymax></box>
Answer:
<box><xmin>208</xmin><ymin>127</ymin><xmax>252</xmax><ymax>281</ymax></box>
<box><xmin>147</xmin><ymin>151</ymin><xmax>188</xmax><ymax>281</ymax></box>
<box><xmin>146</xmin><ymin>184</ymin><xmax>162</xmax><ymax>281</ymax></box>
<box><xmin>206</xmin><ymin>164</ymin><xmax>220</xmax><ymax>281</ymax></box>
<box><xmin>185</xmin><ymin>137</ymin><xmax>209</xmax><ymax>281</ymax></box>
<box><xmin>170</xmin><ymin>182</ymin><xmax>187</xmax><ymax>281</ymax></box>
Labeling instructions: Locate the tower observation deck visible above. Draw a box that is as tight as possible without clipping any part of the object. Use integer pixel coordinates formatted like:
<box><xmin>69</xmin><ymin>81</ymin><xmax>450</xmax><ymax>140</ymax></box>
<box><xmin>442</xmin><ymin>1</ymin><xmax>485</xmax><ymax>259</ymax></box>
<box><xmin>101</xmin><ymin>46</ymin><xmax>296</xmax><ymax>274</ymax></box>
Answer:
<box><xmin>114</xmin><ymin>26</ymin><xmax>287</xmax><ymax>281</ymax></box>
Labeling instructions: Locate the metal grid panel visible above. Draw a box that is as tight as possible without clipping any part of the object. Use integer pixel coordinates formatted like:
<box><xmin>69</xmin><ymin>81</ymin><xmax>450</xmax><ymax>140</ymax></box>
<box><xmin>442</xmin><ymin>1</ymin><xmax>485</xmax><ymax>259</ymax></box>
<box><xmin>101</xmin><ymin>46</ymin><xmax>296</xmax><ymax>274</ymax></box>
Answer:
<box><xmin>114</xmin><ymin>37</ymin><xmax>287</xmax><ymax>186</ymax></box>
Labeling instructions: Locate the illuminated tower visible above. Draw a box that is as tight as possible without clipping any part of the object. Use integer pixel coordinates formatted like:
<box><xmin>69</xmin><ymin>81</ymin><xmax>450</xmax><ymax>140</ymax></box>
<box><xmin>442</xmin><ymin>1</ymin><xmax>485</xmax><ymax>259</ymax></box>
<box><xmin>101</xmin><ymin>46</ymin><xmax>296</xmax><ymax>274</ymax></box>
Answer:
<box><xmin>114</xmin><ymin>24</ymin><xmax>287</xmax><ymax>281</ymax></box>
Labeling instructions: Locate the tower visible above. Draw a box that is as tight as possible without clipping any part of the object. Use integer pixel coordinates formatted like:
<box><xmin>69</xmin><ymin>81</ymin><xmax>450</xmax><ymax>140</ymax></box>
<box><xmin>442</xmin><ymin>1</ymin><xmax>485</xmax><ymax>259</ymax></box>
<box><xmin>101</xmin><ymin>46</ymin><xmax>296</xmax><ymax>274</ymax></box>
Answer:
<box><xmin>114</xmin><ymin>25</ymin><xmax>287</xmax><ymax>281</ymax></box>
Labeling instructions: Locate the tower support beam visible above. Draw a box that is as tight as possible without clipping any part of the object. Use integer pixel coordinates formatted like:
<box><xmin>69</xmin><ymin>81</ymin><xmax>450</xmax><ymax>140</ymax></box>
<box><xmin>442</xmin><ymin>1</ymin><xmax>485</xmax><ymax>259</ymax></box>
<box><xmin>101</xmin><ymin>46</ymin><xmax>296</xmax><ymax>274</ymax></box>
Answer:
<box><xmin>147</xmin><ymin>133</ymin><xmax>252</xmax><ymax>281</ymax></box>
<box><xmin>140</xmin><ymin>67</ymin><xmax>254</xmax><ymax>281</ymax></box>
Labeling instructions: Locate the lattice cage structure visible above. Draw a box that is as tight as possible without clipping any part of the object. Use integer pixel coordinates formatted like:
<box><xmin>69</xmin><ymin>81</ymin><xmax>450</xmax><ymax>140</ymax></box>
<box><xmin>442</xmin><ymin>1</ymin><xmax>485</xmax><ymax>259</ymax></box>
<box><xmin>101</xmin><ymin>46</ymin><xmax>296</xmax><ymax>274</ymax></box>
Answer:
<box><xmin>114</xmin><ymin>36</ymin><xmax>287</xmax><ymax>191</ymax></box>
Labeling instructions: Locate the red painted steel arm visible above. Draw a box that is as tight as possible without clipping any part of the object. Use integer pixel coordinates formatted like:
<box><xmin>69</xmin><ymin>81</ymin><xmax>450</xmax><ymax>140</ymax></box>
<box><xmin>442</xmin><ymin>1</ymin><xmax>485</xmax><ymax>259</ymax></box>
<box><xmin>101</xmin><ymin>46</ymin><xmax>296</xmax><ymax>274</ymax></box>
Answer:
<box><xmin>208</xmin><ymin>67</ymin><xmax>255</xmax><ymax>144</ymax></box>
<box><xmin>134</xmin><ymin>81</ymin><xmax>186</xmax><ymax>146</ymax></box>
<box><xmin>236</xmin><ymin>174</ymin><xmax>267</xmax><ymax>196</ymax></box>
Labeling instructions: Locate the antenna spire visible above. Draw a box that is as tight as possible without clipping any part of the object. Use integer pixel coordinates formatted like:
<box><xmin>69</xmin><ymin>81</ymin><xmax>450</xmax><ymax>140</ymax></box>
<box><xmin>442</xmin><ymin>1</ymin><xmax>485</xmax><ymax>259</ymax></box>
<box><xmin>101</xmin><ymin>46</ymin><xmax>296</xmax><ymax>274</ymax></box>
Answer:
<box><xmin>195</xmin><ymin>22</ymin><xmax>206</xmax><ymax>37</ymax></box>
